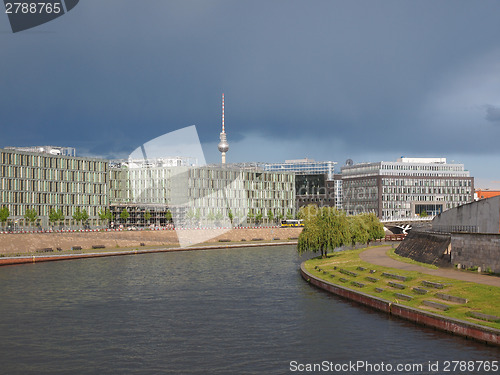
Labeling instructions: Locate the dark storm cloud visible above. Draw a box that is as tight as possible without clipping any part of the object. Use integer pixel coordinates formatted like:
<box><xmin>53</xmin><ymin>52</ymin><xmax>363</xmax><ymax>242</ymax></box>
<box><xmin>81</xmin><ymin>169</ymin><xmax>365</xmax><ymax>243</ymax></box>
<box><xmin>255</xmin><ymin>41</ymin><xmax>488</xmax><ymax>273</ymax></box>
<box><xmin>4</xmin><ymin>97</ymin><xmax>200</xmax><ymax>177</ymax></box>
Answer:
<box><xmin>485</xmin><ymin>105</ymin><xmax>500</xmax><ymax>123</ymax></box>
<box><xmin>1</xmin><ymin>0</ymin><xmax>500</xmax><ymax>160</ymax></box>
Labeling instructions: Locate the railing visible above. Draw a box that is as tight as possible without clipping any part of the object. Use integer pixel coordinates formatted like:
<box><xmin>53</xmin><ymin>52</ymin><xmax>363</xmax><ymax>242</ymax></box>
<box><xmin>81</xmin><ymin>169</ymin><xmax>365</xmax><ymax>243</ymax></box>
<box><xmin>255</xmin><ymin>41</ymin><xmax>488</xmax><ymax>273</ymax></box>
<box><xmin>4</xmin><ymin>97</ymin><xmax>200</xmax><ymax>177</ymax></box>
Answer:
<box><xmin>381</xmin><ymin>217</ymin><xmax>433</xmax><ymax>223</ymax></box>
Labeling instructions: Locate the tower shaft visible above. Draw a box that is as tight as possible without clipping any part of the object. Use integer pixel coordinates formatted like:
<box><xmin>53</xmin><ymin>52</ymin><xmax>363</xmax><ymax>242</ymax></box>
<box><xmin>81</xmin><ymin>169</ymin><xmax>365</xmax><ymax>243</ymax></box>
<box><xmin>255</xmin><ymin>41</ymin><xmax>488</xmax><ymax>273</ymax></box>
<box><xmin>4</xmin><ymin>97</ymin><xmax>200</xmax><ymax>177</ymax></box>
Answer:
<box><xmin>217</xmin><ymin>93</ymin><xmax>229</xmax><ymax>164</ymax></box>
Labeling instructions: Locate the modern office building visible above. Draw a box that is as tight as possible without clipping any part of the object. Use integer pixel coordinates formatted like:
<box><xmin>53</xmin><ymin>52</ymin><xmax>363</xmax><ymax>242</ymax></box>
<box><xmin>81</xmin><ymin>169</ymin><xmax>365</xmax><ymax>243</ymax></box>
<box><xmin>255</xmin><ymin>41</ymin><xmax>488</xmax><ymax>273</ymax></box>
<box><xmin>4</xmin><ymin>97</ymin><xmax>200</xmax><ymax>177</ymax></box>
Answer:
<box><xmin>264</xmin><ymin>158</ymin><xmax>336</xmax><ymax>180</ymax></box>
<box><xmin>264</xmin><ymin>158</ymin><xmax>341</xmax><ymax>210</ymax></box>
<box><xmin>0</xmin><ymin>146</ymin><xmax>108</xmax><ymax>228</ymax></box>
<box><xmin>108</xmin><ymin>160</ymin><xmax>296</xmax><ymax>226</ymax></box>
<box><xmin>341</xmin><ymin>157</ymin><xmax>474</xmax><ymax>220</ymax></box>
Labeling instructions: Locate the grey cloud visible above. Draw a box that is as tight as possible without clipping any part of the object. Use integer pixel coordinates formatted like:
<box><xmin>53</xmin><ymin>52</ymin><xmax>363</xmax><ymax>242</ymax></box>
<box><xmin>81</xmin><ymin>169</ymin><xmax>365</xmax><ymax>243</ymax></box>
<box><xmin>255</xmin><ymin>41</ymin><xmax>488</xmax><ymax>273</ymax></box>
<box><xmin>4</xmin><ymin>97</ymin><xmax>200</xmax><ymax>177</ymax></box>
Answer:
<box><xmin>485</xmin><ymin>105</ymin><xmax>500</xmax><ymax>123</ymax></box>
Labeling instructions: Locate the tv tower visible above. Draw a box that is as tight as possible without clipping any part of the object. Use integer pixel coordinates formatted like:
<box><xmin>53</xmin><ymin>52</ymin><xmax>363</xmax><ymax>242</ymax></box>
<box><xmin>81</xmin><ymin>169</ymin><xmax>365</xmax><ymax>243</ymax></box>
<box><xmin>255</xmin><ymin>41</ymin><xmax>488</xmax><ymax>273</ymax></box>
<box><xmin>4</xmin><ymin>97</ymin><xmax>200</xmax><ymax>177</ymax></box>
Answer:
<box><xmin>217</xmin><ymin>93</ymin><xmax>229</xmax><ymax>164</ymax></box>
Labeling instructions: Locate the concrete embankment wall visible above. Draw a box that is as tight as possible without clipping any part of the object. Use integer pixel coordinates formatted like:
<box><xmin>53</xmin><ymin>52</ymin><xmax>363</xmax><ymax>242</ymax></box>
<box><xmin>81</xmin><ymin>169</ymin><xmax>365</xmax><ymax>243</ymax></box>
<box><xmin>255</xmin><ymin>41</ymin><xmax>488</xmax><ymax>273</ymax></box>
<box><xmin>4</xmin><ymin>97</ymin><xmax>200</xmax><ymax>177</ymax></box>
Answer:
<box><xmin>0</xmin><ymin>227</ymin><xmax>302</xmax><ymax>255</ymax></box>
<box><xmin>301</xmin><ymin>263</ymin><xmax>500</xmax><ymax>346</ymax></box>
<box><xmin>432</xmin><ymin>196</ymin><xmax>500</xmax><ymax>234</ymax></box>
<box><xmin>395</xmin><ymin>230</ymin><xmax>500</xmax><ymax>273</ymax></box>
<box><xmin>451</xmin><ymin>233</ymin><xmax>500</xmax><ymax>273</ymax></box>
<box><xmin>394</xmin><ymin>230</ymin><xmax>451</xmax><ymax>267</ymax></box>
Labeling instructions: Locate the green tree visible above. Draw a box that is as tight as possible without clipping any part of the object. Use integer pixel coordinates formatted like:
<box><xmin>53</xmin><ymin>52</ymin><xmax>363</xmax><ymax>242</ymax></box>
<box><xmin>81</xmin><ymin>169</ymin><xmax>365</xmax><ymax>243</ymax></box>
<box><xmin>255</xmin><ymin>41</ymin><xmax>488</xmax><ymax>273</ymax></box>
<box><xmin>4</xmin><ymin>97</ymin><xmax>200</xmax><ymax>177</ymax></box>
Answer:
<box><xmin>206</xmin><ymin>210</ymin><xmax>215</xmax><ymax>222</ymax></box>
<box><xmin>255</xmin><ymin>212</ymin><xmax>263</xmax><ymax>225</ymax></box>
<box><xmin>361</xmin><ymin>212</ymin><xmax>385</xmax><ymax>244</ymax></box>
<box><xmin>286</xmin><ymin>210</ymin><xmax>294</xmax><ymax>220</ymax></box>
<box><xmin>194</xmin><ymin>209</ymin><xmax>201</xmax><ymax>225</ymax></box>
<box><xmin>227</xmin><ymin>210</ymin><xmax>234</xmax><ymax>224</ymax></box>
<box><xmin>348</xmin><ymin>215</ymin><xmax>369</xmax><ymax>248</ymax></box>
<box><xmin>144</xmin><ymin>210</ymin><xmax>152</xmax><ymax>225</ymax></box>
<box><xmin>267</xmin><ymin>209</ymin><xmax>274</xmax><ymax>224</ymax></box>
<box><xmin>119</xmin><ymin>208</ymin><xmax>129</xmax><ymax>224</ymax></box>
<box><xmin>98</xmin><ymin>208</ymin><xmax>113</xmax><ymax>226</ymax></box>
<box><xmin>73</xmin><ymin>207</ymin><xmax>84</xmax><ymax>227</ymax></box>
<box><xmin>81</xmin><ymin>209</ymin><xmax>89</xmax><ymax>226</ymax></box>
<box><xmin>185</xmin><ymin>209</ymin><xmax>194</xmax><ymax>225</ymax></box>
<box><xmin>24</xmin><ymin>208</ymin><xmax>38</xmax><ymax>228</ymax></box>
<box><xmin>298</xmin><ymin>206</ymin><xmax>351</xmax><ymax>258</ymax></box>
<box><xmin>49</xmin><ymin>208</ymin><xmax>64</xmax><ymax>227</ymax></box>
<box><xmin>0</xmin><ymin>206</ymin><xmax>10</xmax><ymax>227</ymax></box>
<box><xmin>420</xmin><ymin>210</ymin><xmax>428</xmax><ymax>217</ymax></box>
<box><xmin>165</xmin><ymin>210</ymin><xmax>173</xmax><ymax>223</ymax></box>
<box><xmin>215</xmin><ymin>211</ymin><xmax>223</xmax><ymax>226</ymax></box>
<box><xmin>247</xmin><ymin>212</ymin><xmax>254</xmax><ymax>225</ymax></box>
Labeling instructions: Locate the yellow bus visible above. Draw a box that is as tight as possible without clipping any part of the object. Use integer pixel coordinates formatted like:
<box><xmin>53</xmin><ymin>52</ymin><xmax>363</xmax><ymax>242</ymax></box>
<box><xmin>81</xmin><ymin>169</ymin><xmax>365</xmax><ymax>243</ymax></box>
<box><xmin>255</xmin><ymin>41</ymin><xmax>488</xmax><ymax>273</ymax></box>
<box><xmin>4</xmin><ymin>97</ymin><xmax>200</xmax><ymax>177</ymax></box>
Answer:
<box><xmin>280</xmin><ymin>219</ymin><xmax>304</xmax><ymax>227</ymax></box>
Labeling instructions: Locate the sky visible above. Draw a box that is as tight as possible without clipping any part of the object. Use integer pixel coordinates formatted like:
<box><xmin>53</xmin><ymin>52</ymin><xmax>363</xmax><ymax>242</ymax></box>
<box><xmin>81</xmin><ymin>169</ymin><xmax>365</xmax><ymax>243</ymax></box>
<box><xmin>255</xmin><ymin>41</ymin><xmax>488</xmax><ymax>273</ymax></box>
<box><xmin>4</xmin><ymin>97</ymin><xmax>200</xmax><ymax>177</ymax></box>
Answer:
<box><xmin>1</xmin><ymin>0</ymin><xmax>500</xmax><ymax>189</ymax></box>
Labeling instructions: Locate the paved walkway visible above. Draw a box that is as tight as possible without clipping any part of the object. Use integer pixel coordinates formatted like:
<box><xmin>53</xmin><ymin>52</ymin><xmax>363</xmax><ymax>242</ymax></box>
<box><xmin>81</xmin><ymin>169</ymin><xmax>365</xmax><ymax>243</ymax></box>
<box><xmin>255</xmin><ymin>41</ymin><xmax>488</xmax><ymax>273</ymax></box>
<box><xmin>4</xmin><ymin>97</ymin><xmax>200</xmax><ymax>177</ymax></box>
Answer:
<box><xmin>360</xmin><ymin>246</ymin><xmax>500</xmax><ymax>288</ymax></box>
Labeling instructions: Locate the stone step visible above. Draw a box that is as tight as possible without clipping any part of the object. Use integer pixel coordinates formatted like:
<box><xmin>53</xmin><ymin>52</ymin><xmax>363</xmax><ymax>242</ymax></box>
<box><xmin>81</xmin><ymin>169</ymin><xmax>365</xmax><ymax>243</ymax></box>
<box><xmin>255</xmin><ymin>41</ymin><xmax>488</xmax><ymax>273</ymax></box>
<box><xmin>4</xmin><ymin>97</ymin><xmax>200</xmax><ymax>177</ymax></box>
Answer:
<box><xmin>339</xmin><ymin>269</ymin><xmax>358</xmax><ymax>277</ymax></box>
<box><xmin>382</xmin><ymin>272</ymin><xmax>408</xmax><ymax>281</ymax></box>
<box><xmin>350</xmin><ymin>281</ymin><xmax>365</xmax><ymax>288</ymax></box>
<box><xmin>421</xmin><ymin>280</ymin><xmax>444</xmax><ymax>289</ymax></box>
<box><xmin>422</xmin><ymin>300</ymin><xmax>449</xmax><ymax>311</ymax></box>
<box><xmin>388</xmin><ymin>281</ymin><xmax>405</xmax><ymax>289</ymax></box>
<box><xmin>435</xmin><ymin>293</ymin><xmax>468</xmax><ymax>304</ymax></box>
<box><xmin>467</xmin><ymin>311</ymin><xmax>500</xmax><ymax>322</ymax></box>
<box><xmin>394</xmin><ymin>293</ymin><xmax>413</xmax><ymax>301</ymax></box>
<box><xmin>412</xmin><ymin>288</ymin><xmax>428</xmax><ymax>295</ymax></box>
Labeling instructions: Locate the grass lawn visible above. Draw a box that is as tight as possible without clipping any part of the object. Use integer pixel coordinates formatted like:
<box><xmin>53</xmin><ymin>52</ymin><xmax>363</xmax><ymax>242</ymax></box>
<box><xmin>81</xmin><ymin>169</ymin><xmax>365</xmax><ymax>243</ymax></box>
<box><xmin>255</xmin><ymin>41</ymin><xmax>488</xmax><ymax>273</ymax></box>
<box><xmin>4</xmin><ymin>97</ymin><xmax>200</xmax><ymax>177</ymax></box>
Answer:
<box><xmin>304</xmin><ymin>247</ymin><xmax>500</xmax><ymax>330</ymax></box>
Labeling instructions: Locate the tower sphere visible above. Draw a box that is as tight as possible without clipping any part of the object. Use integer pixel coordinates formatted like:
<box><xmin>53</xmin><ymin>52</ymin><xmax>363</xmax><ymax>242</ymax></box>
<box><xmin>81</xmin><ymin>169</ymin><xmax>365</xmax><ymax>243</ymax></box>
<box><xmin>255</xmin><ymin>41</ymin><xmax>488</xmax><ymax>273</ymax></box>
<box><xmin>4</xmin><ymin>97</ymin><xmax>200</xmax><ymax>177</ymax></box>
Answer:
<box><xmin>218</xmin><ymin>140</ymin><xmax>229</xmax><ymax>153</ymax></box>
<box><xmin>218</xmin><ymin>133</ymin><xmax>229</xmax><ymax>152</ymax></box>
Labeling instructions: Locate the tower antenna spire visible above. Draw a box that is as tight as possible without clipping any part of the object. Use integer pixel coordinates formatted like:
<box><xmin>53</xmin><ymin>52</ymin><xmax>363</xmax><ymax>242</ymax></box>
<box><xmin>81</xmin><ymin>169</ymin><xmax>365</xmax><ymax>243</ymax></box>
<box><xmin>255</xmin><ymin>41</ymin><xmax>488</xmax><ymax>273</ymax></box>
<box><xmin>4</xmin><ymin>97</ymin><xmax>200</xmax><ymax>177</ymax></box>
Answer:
<box><xmin>217</xmin><ymin>93</ymin><xmax>229</xmax><ymax>164</ymax></box>
<box><xmin>222</xmin><ymin>93</ymin><xmax>225</xmax><ymax>133</ymax></box>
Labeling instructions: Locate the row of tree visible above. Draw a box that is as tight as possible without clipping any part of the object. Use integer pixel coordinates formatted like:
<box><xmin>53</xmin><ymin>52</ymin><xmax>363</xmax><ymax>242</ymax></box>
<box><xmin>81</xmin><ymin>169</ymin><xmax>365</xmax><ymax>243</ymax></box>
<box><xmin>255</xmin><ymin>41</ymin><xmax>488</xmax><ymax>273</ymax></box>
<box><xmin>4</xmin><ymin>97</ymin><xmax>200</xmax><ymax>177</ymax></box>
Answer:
<box><xmin>0</xmin><ymin>206</ymin><xmax>93</xmax><ymax>228</ymax></box>
<box><xmin>297</xmin><ymin>205</ymin><xmax>385</xmax><ymax>258</ymax></box>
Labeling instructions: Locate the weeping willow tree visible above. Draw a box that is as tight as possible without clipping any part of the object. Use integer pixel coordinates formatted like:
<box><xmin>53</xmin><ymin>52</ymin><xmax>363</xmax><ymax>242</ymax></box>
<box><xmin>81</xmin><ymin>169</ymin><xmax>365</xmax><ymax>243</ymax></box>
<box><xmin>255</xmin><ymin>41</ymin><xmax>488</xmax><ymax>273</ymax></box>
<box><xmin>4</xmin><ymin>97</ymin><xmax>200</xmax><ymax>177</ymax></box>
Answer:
<box><xmin>361</xmin><ymin>212</ymin><xmax>385</xmax><ymax>244</ymax></box>
<box><xmin>297</xmin><ymin>205</ymin><xmax>351</xmax><ymax>258</ymax></box>
<box><xmin>348</xmin><ymin>215</ymin><xmax>369</xmax><ymax>248</ymax></box>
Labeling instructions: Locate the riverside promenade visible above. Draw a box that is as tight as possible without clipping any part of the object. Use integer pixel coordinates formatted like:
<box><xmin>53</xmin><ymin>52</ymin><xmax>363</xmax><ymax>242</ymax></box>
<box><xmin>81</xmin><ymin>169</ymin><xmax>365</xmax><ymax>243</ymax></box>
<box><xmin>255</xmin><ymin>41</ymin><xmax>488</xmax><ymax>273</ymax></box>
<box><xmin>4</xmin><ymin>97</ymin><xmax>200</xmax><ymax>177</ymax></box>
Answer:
<box><xmin>360</xmin><ymin>246</ymin><xmax>500</xmax><ymax>288</ymax></box>
<box><xmin>302</xmin><ymin>245</ymin><xmax>500</xmax><ymax>346</ymax></box>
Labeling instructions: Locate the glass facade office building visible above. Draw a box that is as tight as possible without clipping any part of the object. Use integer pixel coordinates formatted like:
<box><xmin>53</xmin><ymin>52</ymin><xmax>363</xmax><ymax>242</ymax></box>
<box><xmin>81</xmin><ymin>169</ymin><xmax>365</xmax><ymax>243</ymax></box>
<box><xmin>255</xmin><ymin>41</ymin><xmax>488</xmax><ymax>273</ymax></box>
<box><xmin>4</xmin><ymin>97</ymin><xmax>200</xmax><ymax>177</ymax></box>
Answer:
<box><xmin>109</xmin><ymin>161</ymin><xmax>296</xmax><ymax>226</ymax></box>
<box><xmin>0</xmin><ymin>147</ymin><xmax>108</xmax><ymax>228</ymax></box>
<box><xmin>341</xmin><ymin>158</ymin><xmax>474</xmax><ymax>220</ymax></box>
<box><xmin>264</xmin><ymin>158</ymin><xmax>336</xmax><ymax>180</ymax></box>
<box><xmin>264</xmin><ymin>159</ymin><xmax>342</xmax><ymax>210</ymax></box>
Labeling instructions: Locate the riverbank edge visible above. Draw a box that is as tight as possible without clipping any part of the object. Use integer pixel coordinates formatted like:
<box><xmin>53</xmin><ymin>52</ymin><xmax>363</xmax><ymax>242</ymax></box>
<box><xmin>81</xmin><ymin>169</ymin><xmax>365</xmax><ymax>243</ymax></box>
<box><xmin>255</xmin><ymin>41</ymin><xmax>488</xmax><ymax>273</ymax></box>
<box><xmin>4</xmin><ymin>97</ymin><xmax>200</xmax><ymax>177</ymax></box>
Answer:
<box><xmin>0</xmin><ymin>241</ymin><xmax>298</xmax><ymax>267</ymax></box>
<box><xmin>300</xmin><ymin>262</ymin><xmax>500</xmax><ymax>347</ymax></box>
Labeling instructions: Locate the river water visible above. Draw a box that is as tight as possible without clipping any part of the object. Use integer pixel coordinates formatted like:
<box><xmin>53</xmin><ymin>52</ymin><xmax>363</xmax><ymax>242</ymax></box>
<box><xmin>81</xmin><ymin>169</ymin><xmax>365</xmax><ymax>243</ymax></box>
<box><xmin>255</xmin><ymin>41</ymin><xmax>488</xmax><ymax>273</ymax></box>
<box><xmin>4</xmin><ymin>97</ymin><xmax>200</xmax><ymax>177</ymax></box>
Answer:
<box><xmin>0</xmin><ymin>245</ymin><xmax>497</xmax><ymax>375</ymax></box>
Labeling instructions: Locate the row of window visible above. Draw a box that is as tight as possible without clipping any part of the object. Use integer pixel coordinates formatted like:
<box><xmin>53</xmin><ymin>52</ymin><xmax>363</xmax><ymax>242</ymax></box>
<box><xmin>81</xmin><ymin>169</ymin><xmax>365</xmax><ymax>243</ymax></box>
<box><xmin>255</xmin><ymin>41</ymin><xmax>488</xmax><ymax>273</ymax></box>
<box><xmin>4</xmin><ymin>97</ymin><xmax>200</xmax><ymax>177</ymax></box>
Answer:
<box><xmin>381</xmin><ymin>163</ymin><xmax>464</xmax><ymax>172</ymax></box>
<box><xmin>1</xmin><ymin>166</ymin><xmax>107</xmax><ymax>183</ymax></box>
<box><xmin>383</xmin><ymin>187</ymin><xmax>471</xmax><ymax>195</ymax></box>
<box><xmin>1</xmin><ymin>179</ymin><xmax>107</xmax><ymax>194</ymax></box>
<box><xmin>0</xmin><ymin>152</ymin><xmax>106</xmax><ymax>172</ymax></box>
<box><xmin>382</xmin><ymin>178</ymin><xmax>472</xmax><ymax>187</ymax></box>
<box><xmin>2</xmin><ymin>191</ymin><xmax>107</xmax><ymax>206</ymax></box>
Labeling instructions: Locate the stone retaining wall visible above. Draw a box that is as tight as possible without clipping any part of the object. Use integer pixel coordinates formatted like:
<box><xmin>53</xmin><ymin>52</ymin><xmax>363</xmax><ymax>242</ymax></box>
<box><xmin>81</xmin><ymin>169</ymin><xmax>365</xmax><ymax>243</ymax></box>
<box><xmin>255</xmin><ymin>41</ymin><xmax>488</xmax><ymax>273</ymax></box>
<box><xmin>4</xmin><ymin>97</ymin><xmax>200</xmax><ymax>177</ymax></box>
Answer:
<box><xmin>394</xmin><ymin>230</ymin><xmax>451</xmax><ymax>267</ymax></box>
<box><xmin>0</xmin><ymin>227</ymin><xmax>303</xmax><ymax>255</ymax></box>
<box><xmin>451</xmin><ymin>233</ymin><xmax>500</xmax><ymax>273</ymax></box>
